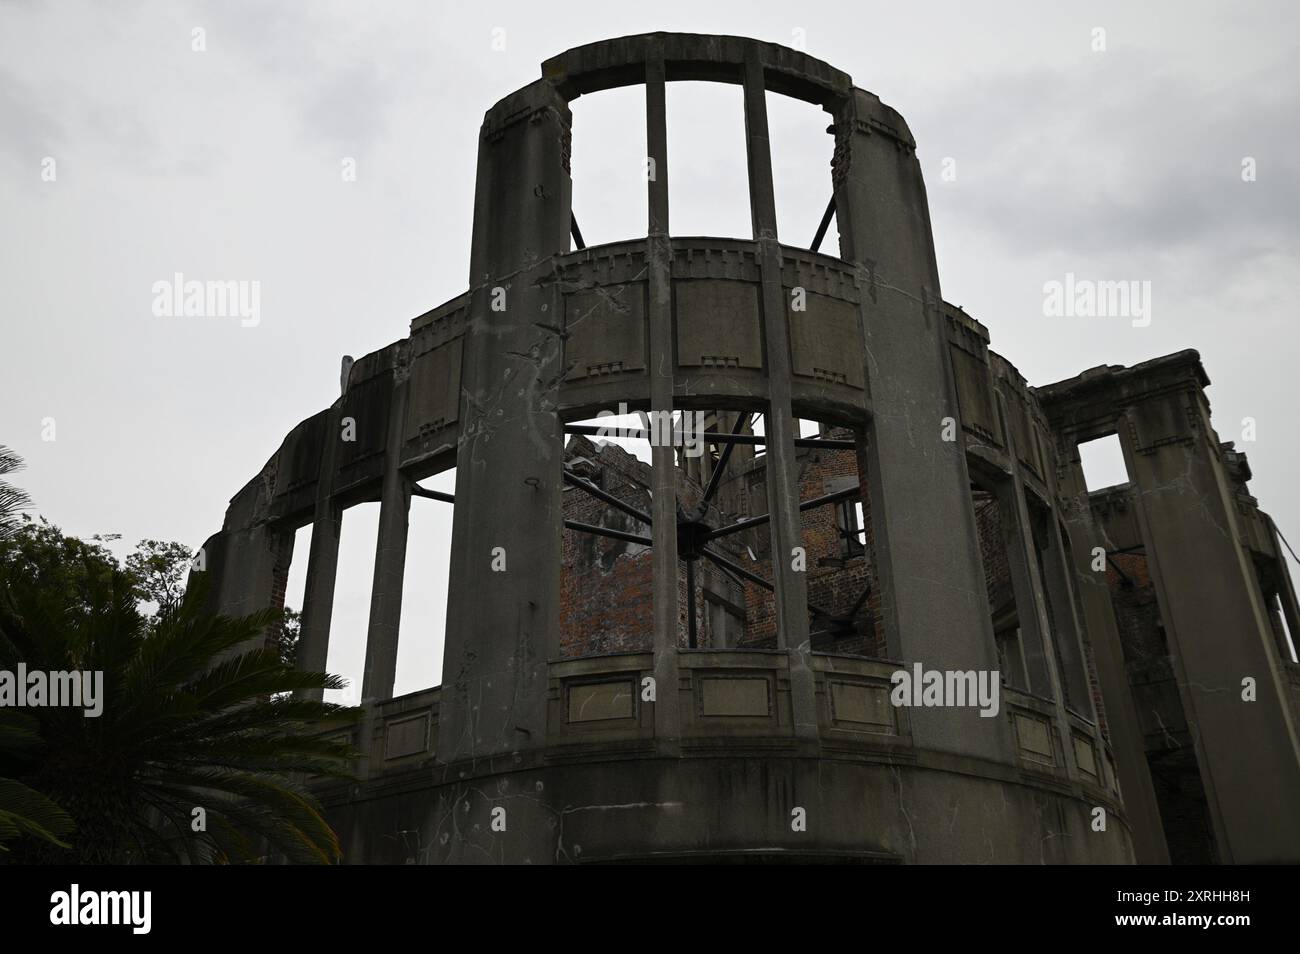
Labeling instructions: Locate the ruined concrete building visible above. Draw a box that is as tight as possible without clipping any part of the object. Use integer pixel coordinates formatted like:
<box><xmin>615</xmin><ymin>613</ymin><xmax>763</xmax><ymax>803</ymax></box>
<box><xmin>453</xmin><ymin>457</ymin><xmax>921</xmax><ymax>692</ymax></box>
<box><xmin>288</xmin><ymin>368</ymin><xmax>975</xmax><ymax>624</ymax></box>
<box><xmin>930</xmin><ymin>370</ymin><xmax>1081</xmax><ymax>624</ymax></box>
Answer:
<box><xmin>196</xmin><ymin>34</ymin><xmax>1300</xmax><ymax>863</ymax></box>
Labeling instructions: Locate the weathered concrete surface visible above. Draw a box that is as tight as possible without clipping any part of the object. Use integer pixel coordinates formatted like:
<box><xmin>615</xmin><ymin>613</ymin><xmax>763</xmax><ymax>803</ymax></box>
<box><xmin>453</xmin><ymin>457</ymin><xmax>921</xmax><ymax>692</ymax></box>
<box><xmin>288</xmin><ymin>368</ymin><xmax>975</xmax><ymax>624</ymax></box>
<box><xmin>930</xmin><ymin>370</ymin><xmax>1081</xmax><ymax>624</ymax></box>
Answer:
<box><xmin>191</xmin><ymin>34</ymin><xmax>1299</xmax><ymax>864</ymax></box>
<box><xmin>317</xmin><ymin>739</ymin><xmax>1133</xmax><ymax>864</ymax></box>
<box><xmin>1039</xmin><ymin>352</ymin><xmax>1300</xmax><ymax>864</ymax></box>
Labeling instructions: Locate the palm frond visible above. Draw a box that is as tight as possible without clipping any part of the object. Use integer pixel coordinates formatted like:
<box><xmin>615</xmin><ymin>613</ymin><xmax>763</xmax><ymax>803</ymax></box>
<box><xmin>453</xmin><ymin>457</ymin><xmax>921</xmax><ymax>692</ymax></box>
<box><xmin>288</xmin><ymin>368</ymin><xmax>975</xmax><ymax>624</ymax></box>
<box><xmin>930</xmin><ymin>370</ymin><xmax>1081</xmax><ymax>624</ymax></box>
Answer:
<box><xmin>0</xmin><ymin>557</ymin><xmax>359</xmax><ymax>864</ymax></box>
<box><xmin>0</xmin><ymin>778</ymin><xmax>75</xmax><ymax>851</ymax></box>
<box><xmin>0</xmin><ymin>445</ymin><xmax>33</xmax><ymax>539</ymax></box>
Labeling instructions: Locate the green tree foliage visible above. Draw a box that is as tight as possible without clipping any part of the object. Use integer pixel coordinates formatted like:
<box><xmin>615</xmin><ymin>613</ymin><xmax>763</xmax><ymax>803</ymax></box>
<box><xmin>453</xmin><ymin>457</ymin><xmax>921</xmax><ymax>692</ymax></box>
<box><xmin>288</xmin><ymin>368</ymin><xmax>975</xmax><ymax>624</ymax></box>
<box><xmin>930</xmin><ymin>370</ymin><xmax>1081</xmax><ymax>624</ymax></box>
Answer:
<box><xmin>0</xmin><ymin>517</ymin><xmax>120</xmax><ymax>616</ymax></box>
<box><xmin>0</xmin><ymin>710</ymin><xmax>74</xmax><ymax>852</ymax></box>
<box><xmin>0</xmin><ymin>447</ymin><xmax>33</xmax><ymax>541</ymax></box>
<box><xmin>0</xmin><ymin>520</ymin><xmax>354</xmax><ymax>863</ymax></box>
<box><xmin>125</xmin><ymin>539</ymin><xmax>195</xmax><ymax>614</ymax></box>
<box><xmin>278</xmin><ymin>606</ymin><xmax>301</xmax><ymax>669</ymax></box>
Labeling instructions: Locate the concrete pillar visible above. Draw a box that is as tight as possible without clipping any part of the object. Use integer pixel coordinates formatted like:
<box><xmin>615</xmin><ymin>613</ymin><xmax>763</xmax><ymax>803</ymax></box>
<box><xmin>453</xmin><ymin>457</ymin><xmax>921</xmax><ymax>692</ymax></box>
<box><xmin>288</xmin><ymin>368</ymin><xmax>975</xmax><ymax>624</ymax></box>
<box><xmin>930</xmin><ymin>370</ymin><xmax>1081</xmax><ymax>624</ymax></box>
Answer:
<box><xmin>438</xmin><ymin>79</ymin><xmax>571</xmax><ymax>762</ymax></box>
<box><xmin>1014</xmin><ymin>491</ymin><xmax>1089</xmax><ymax>781</ymax></box>
<box><xmin>852</xmin><ymin>434</ymin><xmax>883</xmax><ymax>657</ymax></box>
<box><xmin>190</xmin><ymin>532</ymin><xmax>225</xmax><ymax>620</ymax></box>
<box><xmin>646</xmin><ymin>51</ymin><xmax>682</xmax><ymax>746</ymax></box>
<box><xmin>833</xmin><ymin>88</ymin><xmax>1010</xmax><ymax>760</ymax></box>
<box><xmin>1119</xmin><ymin>385</ymin><xmax>1300</xmax><ymax>862</ymax></box>
<box><xmin>1056</xmin><ymin>456</ymin><xmax>1171</xmax><ymax>864</ymax></box>
<box><xmin>296</xmin><ymin>406</ymin><xmax>344</xmax><ymax>702</ymax></box>
<box><xmin>1036</xmin><ymin>508</ymin><xmax>1096</xmax><ymax>719</ymax></box>
<box><xmin>296</xmin><ymin>509</ymin><xmax>340</xmax><ymax>699</ymax></box>
<box><xmin>362</xmin><ymin>371</ymin><xmax>411</xmax><ymax>704</ymax></box>
<box><xmin>742</xmin><ymin>52</ymin><xmax>816</xmax><ymax>741</ymax></box>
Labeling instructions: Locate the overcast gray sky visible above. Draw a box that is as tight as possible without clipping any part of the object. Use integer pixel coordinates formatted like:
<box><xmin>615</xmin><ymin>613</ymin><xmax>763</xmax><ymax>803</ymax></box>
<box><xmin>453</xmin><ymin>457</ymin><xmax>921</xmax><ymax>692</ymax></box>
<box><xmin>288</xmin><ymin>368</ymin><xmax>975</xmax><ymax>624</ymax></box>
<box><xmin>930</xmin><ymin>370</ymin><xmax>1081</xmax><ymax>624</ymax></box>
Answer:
<box><xmin>2</xmin><ymin>0</ymin><xmax>1297</xmax><ymax>699</ymax></box>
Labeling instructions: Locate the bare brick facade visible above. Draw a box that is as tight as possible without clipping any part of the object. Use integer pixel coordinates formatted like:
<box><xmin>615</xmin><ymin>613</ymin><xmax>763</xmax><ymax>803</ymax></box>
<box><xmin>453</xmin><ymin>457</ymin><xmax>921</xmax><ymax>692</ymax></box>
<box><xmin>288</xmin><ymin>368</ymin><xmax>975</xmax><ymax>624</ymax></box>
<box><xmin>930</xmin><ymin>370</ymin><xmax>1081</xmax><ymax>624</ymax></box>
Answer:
<box><xmin>560</xmin><ymin>427</ymin><xmax>883</xmax><ymax>658</ymax></box>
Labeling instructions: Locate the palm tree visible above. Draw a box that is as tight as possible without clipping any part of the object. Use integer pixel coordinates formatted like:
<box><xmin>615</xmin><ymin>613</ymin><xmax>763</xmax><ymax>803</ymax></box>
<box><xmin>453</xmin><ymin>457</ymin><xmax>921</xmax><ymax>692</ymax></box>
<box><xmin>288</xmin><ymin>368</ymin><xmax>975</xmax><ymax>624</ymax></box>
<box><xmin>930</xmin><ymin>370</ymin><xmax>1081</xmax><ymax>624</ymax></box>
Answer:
<box><xmin>0</xmin><ymin>711</ymin><xmax>75</xmax><ymax>853</ymax></box>
<box><xmin>0</xmin><ymin>446</ymin><xmax>33</xmax><ymax>540</ymax></box>
<box><xmin>0</xmin><ymin>448</ymin><xmax>67</xmax><ymax>854</ymax></box>
<box><xmin>0</xmin><ymin>567</ymin><xmax>359</xmax><ymax>864</ymax></box>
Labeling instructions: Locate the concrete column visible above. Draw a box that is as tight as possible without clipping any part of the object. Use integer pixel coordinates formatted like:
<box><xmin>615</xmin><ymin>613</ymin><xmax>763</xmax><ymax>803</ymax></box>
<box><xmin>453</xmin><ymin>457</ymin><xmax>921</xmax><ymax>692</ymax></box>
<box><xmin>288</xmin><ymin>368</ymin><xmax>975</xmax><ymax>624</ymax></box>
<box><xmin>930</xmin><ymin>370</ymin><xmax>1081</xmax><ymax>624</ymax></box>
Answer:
<box><xmin>833</xmin><ymin>88</ymin><xmax>1009</xmax><ymax>760</ymax></box>
<box><xmin>742</xmin><ymin>52</ymin><xmax>816</xmax><ymax>741</ymax></box>
<box><xmin>438</xmin><ymin>79</ymin><xmax>571</xmax><ymax>762</ymax></box>
<box><xmin>646</xmin><ymin>51</ymin><xmax>681</xmax><ymax>746</ymax></box>
<box><xmin>1000</xmin><ymin>492</ymin><xmax>1051</xmax><ymax>694</ymax></box>
<box><xmin>296</xmin><ymin>406</ymin><xmax>344</xmax><ymax>702</ymax></box>
<box><xmin>1013</xmin><ymin>490</ymin><xmax>1092</xmax><ymax>782</ymax></box>
<box><xmin>1119</xmin><ymin>386</ymin><xmax>1300</xmax><ymax>862</ymax></box>
<box><xmin>1056</xmin><ymin>457</ymin><xmax>1171</xmax><ymax>864</ymax></box>
<box><xmin>852</xmin><ymin>434</ymin><xmax>883</xmax><ymax>656</ymax></box>
<box><xmin>296</xmin><ymin>510</ymin><xmax>340</xmax><ymax>702</ymax></box>
<box><xmin>190</xmin><ymin>532</ymin><xmax>226</xmax><ymax>619</ymax></box>
<box><xmin>362</xmin><ymin>372</ymin><xmax>411</xmax><ymax>704</ymax></box>
<box><xmin>1036</xmin><ymin>509</ymin><xmax>1096</xmax><ymax>719</ymax></box>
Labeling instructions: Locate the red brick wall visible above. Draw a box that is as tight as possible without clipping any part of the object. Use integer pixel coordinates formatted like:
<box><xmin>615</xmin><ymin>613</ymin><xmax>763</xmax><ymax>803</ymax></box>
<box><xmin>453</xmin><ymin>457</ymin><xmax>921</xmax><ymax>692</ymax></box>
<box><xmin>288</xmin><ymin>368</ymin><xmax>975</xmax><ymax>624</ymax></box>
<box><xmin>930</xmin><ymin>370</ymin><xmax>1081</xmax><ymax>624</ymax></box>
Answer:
<box><xmin>266</xmin><ymin>530</ymin><xmax>295</xmax><ymax>653</ymax></box>
<box><xmin>794</xmin><ymin>439</ymin><xmax>878</xmax><ymax>656</ymax></box>
<box><xmin>559</xmin><ymin>438</ymin><xmax>655</xmax><ymax>656</ymax></box>
<box><xmin>558</xmin><ymin>426</ymin><xmax>884</xmax><ymax>659</ymax></box>
<box><xmin>972</xmin><ymin>489</ymin><xmax>1014</xmax><ymax>619</ymax></box>
<box><xmin>1106</xmin><ymin>552</ymin><xmax>1168</xmax><ymax>671</ymax></box>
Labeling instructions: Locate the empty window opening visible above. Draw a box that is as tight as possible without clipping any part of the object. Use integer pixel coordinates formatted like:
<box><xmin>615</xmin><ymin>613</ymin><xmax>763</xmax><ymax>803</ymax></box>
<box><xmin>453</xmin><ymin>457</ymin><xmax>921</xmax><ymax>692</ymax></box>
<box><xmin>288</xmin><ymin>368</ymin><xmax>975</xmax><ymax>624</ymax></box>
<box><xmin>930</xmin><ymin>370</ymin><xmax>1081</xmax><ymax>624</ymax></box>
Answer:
<box><xmin>1254</xmin><ymin>558</ymin><xmax>1300</xmax><ymax>664</ymax></box>
<box><xmin>397</xmin><ymin>468</ymin><xmax>455</xmax><ymax>696</ymax></box>
<box><xmin>326</xmin><ymin>502</ymin><xmax>380</xmax><ymax>707</ymax></box>
<box><xmin>280</xmin><ymin>523</ymin><xmax>314</xmax><ymax>670</ymax></box>
<box><xmin>666</xmin><ymin>81</ymin><xmax>751</xmax><ymax>239</ymax></box>
<box><xmin>1272</xmin><ymin>592</ymin><xmax>1298</xmax><ymax>663</ymax></box>
<box><xmin>797</xmin><ymin>421</ymin><xmax>878</xmax><ymax>657</ymax></box>
<box><xmin>690</xmin><ymin>561</ymin><xmax>750</xmax><ymax>650</ymax></box>
<box><xmin>560</xmin><ymin>420</ymin><xmax>655</xmax><ymax>657</ymax></box>
<box><xmin>835</xmin><ymin>498</ymin><xmax>867</xmax><ymax>560</ymax></box>
<box><xmin>704</xmin><ymin>590</ymin><xmax>747</xmax><ymax>648</ymax></box>
<box><xmin>685</xmin><ymin>412</ymin><xmax>774</xmax><ymax>651</ymax></box>
<box><xmin>680</xmin><ymin>410</ymin><xmax>761</xmax><ymax>493</ymax></box>
<box><xmin>995</xmin><ymin>624</ymin><xmax>1030</xmax><ymax>691</ymax></box>
<box><xmin>971</xmin><ymin>485</ymin><xmax>1027</xmax><ymax>691</ymax></box>
<box><xmin>1079</xmin><ymin>434</ymin><xmax>1130</xmax><ymax>491</ymax></box>
<box><xmin>561</xmin><ymin>408</ymin><xmax>809</xmax><ymax>655</ymax></box>
<box><xmin>569</xmin><ymin>85</ymin><xmax>648</xmax><ymax>248</ymax></box>
<box><xmin>766</xmin><ymin>91</ymin><xmax>837</xmax><ymax>252</ymax></box>
<box><xmin>566</xmin><ymin>411</ymin><xmax>654</xmax><ymax>464</ymax></box>
<box><xmin>682</xmin><ymin>410</ymin><xmax>769</xmax><ymax>654</ymax></box>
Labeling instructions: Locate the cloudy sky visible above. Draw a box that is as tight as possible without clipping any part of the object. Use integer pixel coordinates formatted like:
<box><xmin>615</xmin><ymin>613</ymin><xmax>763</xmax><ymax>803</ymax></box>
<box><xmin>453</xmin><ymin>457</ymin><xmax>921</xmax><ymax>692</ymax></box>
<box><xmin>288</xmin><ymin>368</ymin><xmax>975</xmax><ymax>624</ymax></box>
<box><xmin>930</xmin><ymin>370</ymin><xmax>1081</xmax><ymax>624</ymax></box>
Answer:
<box><xmin>2</xmin><ymin>0</ymin><xmax>1296</xmax><ymax>698</ymax></box>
